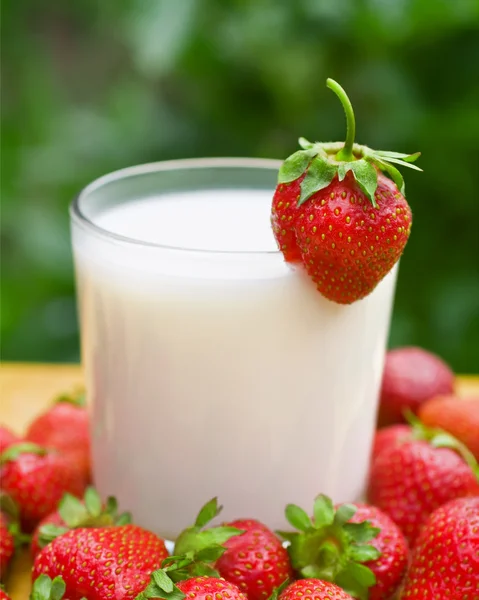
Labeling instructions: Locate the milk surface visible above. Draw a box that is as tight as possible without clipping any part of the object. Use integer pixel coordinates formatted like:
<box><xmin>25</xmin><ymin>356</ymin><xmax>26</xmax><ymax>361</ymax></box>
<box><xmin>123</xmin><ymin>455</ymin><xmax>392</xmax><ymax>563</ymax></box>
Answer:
<box><xmin>73</xmin><ymin>186</ymin><xmax>397</xmax><ymax>537</ymax></box>
<box><xmin>95</xmin><ymin>190</ymin><xmax>279</xmax><ymax>252</ymax></box>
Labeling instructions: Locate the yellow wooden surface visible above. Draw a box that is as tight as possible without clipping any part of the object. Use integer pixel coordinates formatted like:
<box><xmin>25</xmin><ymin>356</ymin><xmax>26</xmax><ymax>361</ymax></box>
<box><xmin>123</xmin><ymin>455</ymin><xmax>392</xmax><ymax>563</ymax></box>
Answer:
<box><xmin>1</xmin><ymin>362</ymin><xmax>478</xmax><ymax>599</ymax></box>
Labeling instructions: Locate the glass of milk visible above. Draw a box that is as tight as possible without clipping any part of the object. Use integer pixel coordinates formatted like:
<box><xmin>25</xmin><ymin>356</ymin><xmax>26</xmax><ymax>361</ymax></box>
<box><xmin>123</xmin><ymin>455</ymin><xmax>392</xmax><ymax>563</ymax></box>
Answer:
<box><xmin>71</xmin><ymin>158</ymin><xmax>397</xmax><ymax>538</ymax></box>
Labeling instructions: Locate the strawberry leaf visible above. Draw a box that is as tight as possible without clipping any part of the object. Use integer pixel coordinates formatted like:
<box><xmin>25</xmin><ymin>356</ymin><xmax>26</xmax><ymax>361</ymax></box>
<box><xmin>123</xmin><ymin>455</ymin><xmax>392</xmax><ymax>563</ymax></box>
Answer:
<box><xmin>333</xmin><ymin>504</ymin><xmax>357</xmax><ymax>527</ymax></box>
<box><xmin>152</xmin><ymin>569</ymin><xmax>174</xmax><ymax>593</ymax></box>
<box><xmin>267</xmin><ymin>579</ymin><xmax>291</xmax><ymax>600</ymax></box>
<box><xmin>371</xmin><ymin>157</ymin><xmax>405</xmax><ymax>195</ymax></box>
<box><xmin>0</xmin><ymin>492</ymin><xmax>19</xmax><ymax>520</ymax></box>
<box><xmin>116</xmin><ymin>511</ymin><xmax>132</xmax><ymax>525</ymax></box>
<box><xmin>58</xmin><ymin>493</ymin><xmax>88</xmax><ymax>527</ymax></box>
<box><xmin>346</xmin><ymin>562</ymin><xmax>376</xmax><ymax>587</ymax></box>
<box><xmin>50</xmin><ymin>578</ymin><xmax>66</xmax><ymax>600</ymax></box>
<box><xmin>405</xmin><ymin>411</ymin><xmax>479</xmax><ymax>481</ymax></box>
<box><xmin>0</xmin><ymin>442</ymin><xmax>48</xmax><ymax>465</ymax></box>
<box><xmin>343</xmin><ymin>522</ymin><xmax>380</xmax><ymax>543</ymax></box>
<box><xmin>350</xmin><ymin>160</ymin><xmax>378</xmax><ymax>208</ymax></box>
<box><xmin>138</xmin><ymin>575</ymin><xmax>186</xmax><ymax>600</ymax></box>
<box><xmin>336</xmin><ymin>565</ymin><xmax>372</xmax><ymax>600</ymax></box>
<box><xmin>276</xmin><ymin>530</ymin><xmax>296</xmax><ymax>543</ymax></box>
<box><xmin>298</xmin><ymin>137</ymin><xmax>315</xmax><ymax>150</ymax></box>
<box><xmin>38</xmin><ymin>524</ymin><xmax>70</xmax><ymax>548</ymax></box>
<box><xmin>84</xmin><ymin>487</ymin><xmax>102</xmax><ymax>518</ymax></box>
<box><xmin>349</xmin><ymin>544</ymin><xmax>381</xmax><ymax>562</ymax></box>
<box><xmin>30</xmin><ymin>575</ymin><xmax>66</xmax><ymax>600</ymax></box>
<box><xmin>429</xmin><ymin>432</ymin><xmax>479</xmax><ymax>481</ymax></box>
<box><xmin>189</xmin><ymin>563</ymin><xmax>220</xmax><ymax>578</ymax></box>
<box><xmin>373</xmin><ymin>150</ymin><xmax>421</xmax><ymax>163</ymax></box>
<box><xmin>298</xmin><ymin>155</ymin><xmax>337</xmax><ymax>206</ymax></box>
<box><xmin>194</xmin><ymin>544</ymin><xmax>226</xmax><ymax>563</ymax></box>
<box><xmin>285</xmin><ymin>504</ymin><xmax>313</xmax><ymax>531</ymax></box>
<box><xmin>337</xmin><ymin>162</ymin><xmax>354</xmax><ymax>182</ymax></box>
<box><xmin>278</xmin><ymin>149</ymin><xmax>317</xmax><ymax>184</ymax></box>
<box><xmin>375</xmin><ymin>156</ymin><xmax>423</xmax><ymax>171</ymax></box>
<box><xmin>313</xmin><ymin>494</ymin><xmax>335</xmax><ymax>528</ymax></box>
<box><xmin>194</xmin><ymin>497</ymin><xmax>221</xmax><ymax>528</ymax></box>
<box><xmin>55</xmin><ymin>388</ymin><xmax>86</xmax><ymax>408</ymax></box>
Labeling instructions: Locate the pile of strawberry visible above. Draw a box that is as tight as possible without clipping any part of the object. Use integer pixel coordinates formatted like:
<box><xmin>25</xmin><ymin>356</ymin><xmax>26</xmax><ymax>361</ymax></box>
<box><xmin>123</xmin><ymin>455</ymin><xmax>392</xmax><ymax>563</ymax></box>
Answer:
<box><xmin>1</xmin><ymin>346</ymin><xmax>478</xmax><ymax>600</ymax></box>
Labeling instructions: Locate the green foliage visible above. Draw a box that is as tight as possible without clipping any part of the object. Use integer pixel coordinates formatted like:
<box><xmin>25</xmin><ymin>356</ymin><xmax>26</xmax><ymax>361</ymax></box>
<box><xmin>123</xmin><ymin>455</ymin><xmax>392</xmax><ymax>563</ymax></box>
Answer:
<box><xmin>1</xmin><ymin>0</ymin><xmax>478</xmax><ymax>369</ymax></box>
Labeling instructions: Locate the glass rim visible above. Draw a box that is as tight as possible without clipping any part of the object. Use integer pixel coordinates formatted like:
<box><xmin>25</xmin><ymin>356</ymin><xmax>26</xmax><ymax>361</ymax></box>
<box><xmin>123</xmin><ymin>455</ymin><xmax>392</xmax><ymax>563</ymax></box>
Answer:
<box><xmin>70</xmin><ymin>157</ymin><xmax>283</xmax><ymax>255</ymax></box>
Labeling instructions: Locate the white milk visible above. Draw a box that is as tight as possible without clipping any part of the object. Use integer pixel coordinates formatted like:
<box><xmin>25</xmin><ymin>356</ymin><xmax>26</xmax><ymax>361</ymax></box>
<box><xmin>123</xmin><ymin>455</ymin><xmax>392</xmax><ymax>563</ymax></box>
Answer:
<box><xmin>72</xmin><ymin>177</ymin><xmax>397</xmax><ymax>538</ymax></box>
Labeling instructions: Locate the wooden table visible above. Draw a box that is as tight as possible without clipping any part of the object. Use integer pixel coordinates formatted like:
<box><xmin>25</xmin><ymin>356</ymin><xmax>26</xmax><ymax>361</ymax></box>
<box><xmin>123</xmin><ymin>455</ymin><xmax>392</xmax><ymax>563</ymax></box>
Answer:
<box><xmin>1</xmin><ymin>363</ymin><xmax>478</xmax><ymax>599</ymax></box>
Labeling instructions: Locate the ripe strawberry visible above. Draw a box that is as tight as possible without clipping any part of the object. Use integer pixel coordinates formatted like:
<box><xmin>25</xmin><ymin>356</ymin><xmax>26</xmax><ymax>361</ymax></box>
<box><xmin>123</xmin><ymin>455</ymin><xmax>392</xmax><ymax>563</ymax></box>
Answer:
<box><xmin>0</xmin><ymin>443</ymin><xmax>85</xmax><ymax>532</ymax></box>
<box><xmin>225</xmin><ymin>518</ymin><xmax>273</xmax><ymax>535</ymax></box>
<box><xmin>277</xmin><ymin>494</ymin><xmax>406</xmax><ymax>599</ymax></box>
<box><xmin>368</xmin><ymin>435</ymin><xmax>479</xmax><ymax>545</ymax></box>
<box><xmin>372</xmin><ymin>424</ymin><xmax>412</xmax><ymax>461</ymax></box>
<box><xmin>139</xmin><ymin>575</ymin><xmax>247</xmax><ymax>600</ymax></box>
<box><xmin>0</xmin><ymin>426</ymin><xmax>20</xmax><ymax>455</ymax></box>
<box><xmin>33</xmin><ymin>524</ymin><xmax>169</xmax><ymax>599</ymax></box>
<box><xmin>26</xmin><ymin>389</ymin><xmax>91</xmax><ymax>486</ymax></box>
<box><xmin>418</xmin><ymin>394</ymin><xmax>479</xmax><ymax>461</ymax></box>
<box><xmin>378</xmin><ymin>346</ymin><xmax>454</xmax><ymax>426</ymax></box>
<box><xmin>348</xmin><ymin>504</ymin><xmax>408</xmax><ymax>600</ymax></box>
<box><xmin>0</xmin><ymin>494</ymin><xmax>29</xmax><ymax>581</ymax></box>
<box><xmin>277</xmin><ymin>579</ymin><xmax>354</xmax><ymax>600</ymax></box>
<box><xmin>0</xmin><ymin>588</ymin><xmax>11</xmax><ymax>600</ymax></box>
<box><xmin>0</xmin><ymin>513</ymin><xmax>14</xmax><ymax>579</ymax></box>
<box><xmin>215</xmin><ymin>519</ymin><xmax>292</xmax><ymax>600</ymax></box>
<box><xmin>271</xmin><ymin>78</ymin><xmax>421</xmax><ymax>305</ymax></box>
<box><xmin>400</xmin><ymin>497</ymin><xmax>479</xmax><ymax>598</ymax></box>
<box><xmin>31</xmin><ymin>486</ymin><xmax>132</xmax><ymax>557</ymax></box>
<box><xmin>31</xmin><ymin>510</ymin><xmax>65</xmax><ymax>559</ymax></box>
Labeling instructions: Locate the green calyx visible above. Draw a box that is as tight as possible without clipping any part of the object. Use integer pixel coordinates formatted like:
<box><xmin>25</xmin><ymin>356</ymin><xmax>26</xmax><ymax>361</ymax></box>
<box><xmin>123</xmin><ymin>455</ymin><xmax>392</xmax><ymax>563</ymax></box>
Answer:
<box><xmin>30</xmin><ymin>575</ymin><xmax>66</xmax><ymax>600</ymax></box>
<box><xmin>136</xmin><ymin>498</ymin><xmax>244</xmax><ymax>600</ymax></box>
<box><xmin>38</xmin><ymin>487</ymin><xmax>132</xmax><ymax>549</ymax></box>
<box><xmin>174</xmin><ymin>497</ymin><xmax>243</xmax><ymax>559</ymax></box>
<box><xmin>405</xmin><ymin>411</ymin><xmax>479</xmax><ymax>481</ymax></box>
<box><xmin>55</xmin><ymin>387</ymin><xmax>86</xmax><ymax>408</ymax></box>
<box><xmin>0</xmin><ymin>492</ymin><xmax>31</xmax><ymax>547</ymax></box>
<box><xmin>277</xmin><ymin>78</ymin><xmax>422</xmax><ymax>208</ymax></box>
<box><xmin>0</xmin><ymin>442</ymin><xmax>49</xmax><ymax>466</ymax></box>
<box><xmin>277</xmin><ymin>494</ymin><xmax>380</xmax><ymax>600</ymax></box>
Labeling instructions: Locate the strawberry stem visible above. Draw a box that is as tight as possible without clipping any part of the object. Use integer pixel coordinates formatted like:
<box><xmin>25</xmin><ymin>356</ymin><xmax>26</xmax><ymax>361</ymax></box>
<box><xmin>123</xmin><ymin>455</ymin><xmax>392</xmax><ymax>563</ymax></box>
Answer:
<box><xmin>326</xmin><ymin>79</ymin><xmax>356</xmax><ymax>163</ymax></box>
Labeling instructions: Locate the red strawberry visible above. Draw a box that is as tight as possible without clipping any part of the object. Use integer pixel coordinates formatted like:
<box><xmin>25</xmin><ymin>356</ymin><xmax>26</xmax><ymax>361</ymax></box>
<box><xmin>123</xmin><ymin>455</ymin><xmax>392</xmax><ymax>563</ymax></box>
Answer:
<box><xmin>0</xmin><ymin>589</ymin><xmax>11</xmax><ymax>600</ymax></box>
<box><xmin>378</xmin><ymin>347</ymin><xmax>454</xmax><ymax>426</ymax></box>
<box><xmin>225</xmin><ymin>518</ymin><xmax>273</xmax><ymax>535</ymax></box>
<box><xmin>26</xmin><ymin>389</ymin><xmax>91</xmax><ymax>486</ymax></box>
<box><xmin>139</xmin><ymin>575</ymin><xmax>247</xmax><ymax>600</ymax></box>
<box><xmin>31</xmin><ymin>486</ymin><xmax>132</xmax><ymax>558</ymax></box>
<box><xmin>0</xmin><ymin>426</ymin><xmax>20</xmax><ymax>455</ymax></box>
<box><xmin>400</xmin><ymin>497</ymin><xmax>479</xmax><ymax>598</ymax></box>
<box><xmin>277</xmin><ymin>579</ymin><xmax>354</xmax><ymax>600</ymax></box>
<box><xmin>278</xmin><ymin>494</ymin><xmax>406</xmax><ymax>599</ymax></box>
<box><xmin>368</xmin><ymin>433</ymin><xmax>479</xmax><ymax>545</ymax></box>
<box><xmin>0</xmin><ymin>494</ymin><xmax>29</xmax><ymax>581</ymax></box>
<box><xmin>418</xmin><ymin>394</ymin><xmax>479</xmax><ymax>461</ymax></box>
<box><xmin>216</xmin><ymin>519</ymin><xmax>292</xmax><ymax>600</ymax></box>
<box><xmin>175</xmin><ymin>577</ymin><xmax>246</xmax><ymax>600</ymax></box>
<box><xmin>33</xmin><ymin>524</ymin><xmax>169</xmax><ymax>599</ymax></box>
<box><xmin>0</xmin><ymin>443</ymin><xmax>85</xmax><ymax>532</ymax></box>
<box><xmin>271</xmin><ymin>78</ymin><xmax>420</xmax><ymax>305</ymax></box>
<box><xmin>348</xmin><ymin>504</ymin><xmax>408</xmax><ymax>600</ymax></box>
<box><xmin>0</xmin><ymin>513</ymin><xmax>14</xmax><ymax>579</ymax></box>
<box><xmin>372</xmin><ymin>424</ymin><xmax>412</xmax><ymax>461</ymax></box>
<box><xmin>31</xmin><ymin>510</ymin><xmax>65</xmax><ymax>559</ymax></box>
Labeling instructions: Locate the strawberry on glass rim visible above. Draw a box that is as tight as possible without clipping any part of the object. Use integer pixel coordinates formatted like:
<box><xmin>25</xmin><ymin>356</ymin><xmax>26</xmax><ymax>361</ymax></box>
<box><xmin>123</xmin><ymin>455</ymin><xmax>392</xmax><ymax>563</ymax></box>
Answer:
<box><xmin>271</xmin><ymin>78</ymin><xmax>422</xmax><ymax>304</ymax></box>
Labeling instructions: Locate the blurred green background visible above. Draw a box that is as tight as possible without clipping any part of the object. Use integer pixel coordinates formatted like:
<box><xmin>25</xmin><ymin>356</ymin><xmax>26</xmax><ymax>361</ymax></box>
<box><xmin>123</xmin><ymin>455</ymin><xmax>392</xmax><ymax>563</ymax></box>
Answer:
<box><xmin>1</xmin><ymin>0</ymin><xmax>479</xmax><ymax>371</ymax></box>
